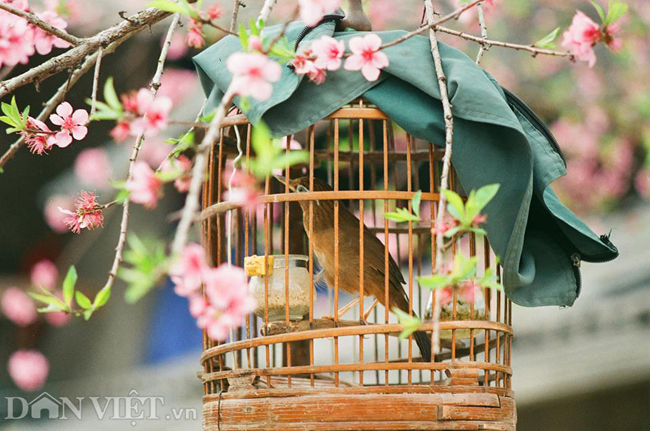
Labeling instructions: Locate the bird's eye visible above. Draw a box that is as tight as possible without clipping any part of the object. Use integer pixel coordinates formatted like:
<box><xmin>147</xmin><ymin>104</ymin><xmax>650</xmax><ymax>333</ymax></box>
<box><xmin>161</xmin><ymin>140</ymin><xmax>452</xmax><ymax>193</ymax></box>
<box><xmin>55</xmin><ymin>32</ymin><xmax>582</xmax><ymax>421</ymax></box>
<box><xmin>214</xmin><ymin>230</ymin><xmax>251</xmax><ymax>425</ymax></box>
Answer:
<box><xmin>296</xmin><ymin>185</ymin><xmax>309</xmax><ymax>193</ymax></box>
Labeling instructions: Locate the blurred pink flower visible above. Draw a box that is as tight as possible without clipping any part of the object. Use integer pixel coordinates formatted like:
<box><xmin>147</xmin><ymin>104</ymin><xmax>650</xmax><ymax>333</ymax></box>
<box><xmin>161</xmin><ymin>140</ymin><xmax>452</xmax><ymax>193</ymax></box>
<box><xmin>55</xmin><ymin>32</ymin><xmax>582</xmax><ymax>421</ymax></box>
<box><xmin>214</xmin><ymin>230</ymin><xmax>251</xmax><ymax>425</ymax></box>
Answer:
<box><xmin>161</xmin><ymin>155</ymin><xmax>192</xmax><ymax>193</ymax></box>
<box><xmin>561</xmin><ymin>11</ymin><xmax>600</xmax><ymax>67</ymax></box>
<box><xmin>43</xmin><ymin>291</ymin><xmax>70</xmax><ymax>326</ymax></box>
<box><xmin>30</xmin><ymin>259</ymin><xmax>58</xmax><ymax>291</ymax></box>
<box><xmin>1</xmin><ymin>287</ymin><xmax>37</xmax><ymax>327</ymax></box>
<box><xmin>8</xmin><ymin>350</ymin><xmax>49</xmax><ymax>392</ymax></box>
<box><xmin>223</xmin><ymin>163</ymin><xmax>260</xmax><ymax>213</ymax></box>
<box><xmin>59</xmin><ymin>191</ymin><xmax>104</xmax><ymax>233</ymax></box>
<box><xmin>227</xmin><ymin>52</ymin><xmax>282</xmax><ymax>101</ymax></box>
<box><xmin>186</xmin><ymin>20</ymin><xmax>205</xmax><ymax>49</ymax></box>
<box><xmin>129</xmin><ymin>90</ymin><xmax>172</xmax><ymax>137</ymax></box>
<box><xmin>110</xmin><ymin>121</ymin><xmax>131</xmax><ymax>142</ymax></box>
<box><xmin>188</xmin><ymin>294</ymin><xmax>208</xmax><ymax>318</ymax></box>
<box><xmin>198</xmin><ymin>265</ymin><xmax>255</xmax><ymax>341</ymax></box>
<box><xmin>298</xmin><ymin>0</ymin><xmax>341</xmax><ymax>27</ymax></box>
<box><xmin>0</xmin><ymin>10</ymin><xmax>34</xmax><ymax>68</ymax></box>
<box><xmin>126</xmin><ymin>161</ymin><xmax>162</xmax><ymax>209</ymax></box>
<box><xmin>165</xmin><ymin>32</ymin><xmax>189</xmax><ymax>60</ymax></box>
<box><xmin>44</xmin><ymin>195</ymin><xmax>74</xmax><ymax>233</ymax></box>
<box><xmin>74</xmin><ymin>148</ymin><xmax>112</xmax><ymax>188</ymax></box>
<box><xmin>22</xmin><ymin>117</ymin><xmax>56</xmax><ymax>155</ymax></box>
<box><xmin>344</xmin><ymin>34</ymin><xmax>389</xmax><ymax>81</ymax></box>
<box><xmin>206</xmin><ymin>4</ymin><xmax>222</xmax><ymax>20</ymax></box>
<box><xmin>170</xmin><ymin>243</ymin><xmax>209</xmax><ymax>297</ymax></box>
<box><xmin>157</xmin><ymin>68</ymin><xmax>199</xmax><ymax>105</ymax></box>
<box><xmin>139</xmin><ymin>138</ymin><xmax>170</xmax><ymax>167</ymax></box>
<box><xmin>312</xmin><ymin>35</ymin><xmax>344</xmax><ymax>71</ymax></box>
<box><xmin>33</xmin><ymin>10</ymin><xmax>70</xmax><ymax>55</ymax></box>
<box><xmin>49</xmin><ymin>102</ymin><xmax>89</xmax><ymax>148</ymax></box>
<box><xmin>635</xmin><ymin>170</ymin><xmax>650</xmax><ymax>199</ymax></box>
<box><xmin>248</xmin><ymin>35</ymin><xmax>263</xmax><ymax>52</ymax></box>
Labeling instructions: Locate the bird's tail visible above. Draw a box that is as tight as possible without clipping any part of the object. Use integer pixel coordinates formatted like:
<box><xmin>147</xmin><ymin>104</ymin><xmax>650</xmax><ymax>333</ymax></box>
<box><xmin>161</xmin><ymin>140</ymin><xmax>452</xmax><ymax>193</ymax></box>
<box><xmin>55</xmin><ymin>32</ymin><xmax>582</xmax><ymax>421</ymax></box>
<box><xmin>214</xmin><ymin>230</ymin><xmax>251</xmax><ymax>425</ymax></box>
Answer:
<box><xmin>413</xmin><ymin>326</ymin><xmax>432</xmax><ymax>363</ymax></box>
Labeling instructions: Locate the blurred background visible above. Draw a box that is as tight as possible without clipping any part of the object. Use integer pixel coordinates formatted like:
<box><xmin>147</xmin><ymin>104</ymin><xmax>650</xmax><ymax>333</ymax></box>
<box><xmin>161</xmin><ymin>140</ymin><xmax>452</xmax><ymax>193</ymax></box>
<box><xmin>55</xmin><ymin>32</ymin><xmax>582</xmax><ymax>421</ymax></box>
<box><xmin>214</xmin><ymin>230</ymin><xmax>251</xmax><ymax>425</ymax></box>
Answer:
<box><xmin>0</xmin><ymin>0</ymin><xmax>648</xmax><ymax>430</ymax></box>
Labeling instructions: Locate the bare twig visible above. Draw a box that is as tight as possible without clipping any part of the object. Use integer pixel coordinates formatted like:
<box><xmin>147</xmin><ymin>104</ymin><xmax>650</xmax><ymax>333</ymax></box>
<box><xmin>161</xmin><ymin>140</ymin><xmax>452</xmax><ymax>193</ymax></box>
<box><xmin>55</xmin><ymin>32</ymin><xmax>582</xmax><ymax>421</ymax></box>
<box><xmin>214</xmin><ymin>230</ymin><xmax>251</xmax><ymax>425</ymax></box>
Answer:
<box><xmin>423</xmin><ymin>0</ymin><xmax>455</xmax><ymax>356</ymax></box>
<box><xmin>257</xmin><ymin>0</ymin><xmax>277</xmax><ymax>23</ymax></box>
<box><xmin>229</xmin><ymin>0</ymin><xmax>243</xmax><ymax>33</ymax></box>
<box><xmin>0</xmin><ymin>1</ymin><xmax>82</xmax><ymax>46</ymax></box>
<box><xmin>475</xmin><ymin>2</ymin><xmax>488</xmax><ymax>64</ymax></box>
<box><xmin>0</xmin><ymin>6</ymin><xmax>176</xmax><ymax>99</ymax></box>
<box><xmin>100</xmin><ymin>14</ymin><xmax>181</xmax><ymax>294</ymax></box>
<box><xmin>379</xmin><ymin>0</ymin><xmax>482</xmax><ymax>51</ymax></box>
<box><xmin>437</xmin><ymin>26</ymin><xmax>574</xmax><ymax>59</ymax></box>
<box><xmin>89</xmin><ymin>48</ymin><xmax>104</xmax><ymax>116</ymax></box>
<box><xmin>170</xmin><ymin>87</ymin><xmax>236</xmax><ymax>257</ymax></box>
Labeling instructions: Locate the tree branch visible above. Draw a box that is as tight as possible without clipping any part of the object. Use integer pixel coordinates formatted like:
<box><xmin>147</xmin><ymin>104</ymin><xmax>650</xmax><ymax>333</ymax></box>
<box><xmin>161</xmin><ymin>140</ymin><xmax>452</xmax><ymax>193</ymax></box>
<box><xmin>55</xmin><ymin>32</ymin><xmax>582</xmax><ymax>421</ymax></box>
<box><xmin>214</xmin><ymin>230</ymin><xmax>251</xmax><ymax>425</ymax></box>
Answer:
<box><xmin>229</xmin><ymin>0</ymin><xmax>242</xmax><ymax>32</ymax></box>
<box><xmin>423</xmin><ymin>0</ymin><xmax>455</xmax><ymax>356</ymax></box>
<box><xmin>437</xmin><ymin>25</ymin><xmax>574</xmax><ymax>59</ymax></box>
<box><xmin>0</xmin><ymin>1</ymin><xmax>82</xmax><ymax>46</ymax></box>
<box><xmin>170</xmin><ymin>87</ymin><xmax>236</xmax><ymax>257</ymax></box>
<box><xmin>257</xmin><ymin>0</ymin><xmax>277</xmax><ymax>23</ymax></box>
<box><xmin>100</xmin><ymin>14</ymin><xmax>181</xmax><ymax>294</ymax></box>
<box><xmin>475</xmin><ymin>3</ymin><xmax>488</xmax><ymax>65</ymax></box>
<box><xmin>0</xmin><ymin>6</ymin><xmax>175</xmax><ymax>99</ymax></box>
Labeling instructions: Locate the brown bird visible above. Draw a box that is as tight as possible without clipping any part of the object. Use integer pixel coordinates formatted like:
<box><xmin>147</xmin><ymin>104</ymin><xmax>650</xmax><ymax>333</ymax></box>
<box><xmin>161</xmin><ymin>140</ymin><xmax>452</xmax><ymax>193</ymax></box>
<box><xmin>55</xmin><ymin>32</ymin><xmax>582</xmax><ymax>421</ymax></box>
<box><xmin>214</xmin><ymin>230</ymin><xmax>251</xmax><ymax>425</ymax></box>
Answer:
<box><xmin>275</xmin><ymin>176</ymin><xmax>432</xmax><ymax>362</ymax></box>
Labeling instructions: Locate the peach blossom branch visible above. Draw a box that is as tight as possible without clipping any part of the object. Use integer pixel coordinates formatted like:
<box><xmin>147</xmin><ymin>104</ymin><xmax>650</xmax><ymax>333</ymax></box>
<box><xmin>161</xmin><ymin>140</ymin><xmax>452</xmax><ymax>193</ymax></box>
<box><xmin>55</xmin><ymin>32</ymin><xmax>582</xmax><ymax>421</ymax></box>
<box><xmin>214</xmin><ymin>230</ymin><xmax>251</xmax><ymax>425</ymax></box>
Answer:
<box><xmin>0</xmin><ymin>1</ymin><xmax>82</xmax><ymax>46</ymax></box>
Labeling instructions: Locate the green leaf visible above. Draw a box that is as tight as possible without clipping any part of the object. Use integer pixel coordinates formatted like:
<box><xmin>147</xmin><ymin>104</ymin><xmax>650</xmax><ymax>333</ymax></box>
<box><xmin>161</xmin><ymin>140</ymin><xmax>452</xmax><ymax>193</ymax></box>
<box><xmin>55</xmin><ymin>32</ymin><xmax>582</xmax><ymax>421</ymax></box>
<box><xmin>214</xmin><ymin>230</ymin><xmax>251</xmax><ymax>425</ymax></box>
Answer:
<box><xmin>533</xmin><ymin>27</ymin><xmax>561</xmax><ymax>48</ymax></box>
<box><xmin>418</xmin><ymin>274</ymin><xmax>450</xmax><ymax>290</ymax></box>
<box><xmin>94</xmin><ymin>287</ymin><xmax>111</xmax><ymax>308</ymax></box>
<box><xmin>473</xmin><ymin>184</ymin><xmax>500</xmax><ymax>212</ymax></box>
<box><xmin>238</xmin><ymin>23</ymin><xmax>249</xmax><ymax>52</ymax></box>
<box><xmin>146</xmin><ymin>0</ymin><xmax>189</xmax><ymax>15</ymax></box>
<box><xmin>75</xmin><ymin>291</ymin><xmax>93</xmax><ymax>309</ymax></box>
<box><xmin>591</xmin><ymin>0</ymin><xmax>606</xmax><ymax>22</ymax></box>
<box><xmin>392</xmin><ymin>307</ymin><xmax>422</xmax><ymax>340</ymax></box>
<box><xmin>83</xmin><ymin>309</ymin><xmax>94</xmax><ymax>321</ymax></box>
<box><xmin>412</xmin><ymin>190</ymin><xmax>422</xmax><ymax>217</ymax></box>
<box><xmin>605</xmin><ymin>1</ymin><xmax>628</xmax><ymax>25</ymax></box>
<box><xmin>384</xmin><ymin>208</ymin><xmax>420</xmax><ymax>223</ymax></box>
<box><xmin>28</xmin><ymin>292</ymin><xmax>67</xmax><ymax>311</ymax></box>
<box><xmin>62</xmin><ymin>266</ymin><xmax>77</xmax><ymax>306</ymax></box>
<box><xmin>103</xmin><ymin>77</ymin><xmax>122</xmax><ymax>111</ymax></box>
<box><xmin>443</xmin><ymin>189</ymin><xmax>465</xmax><ymax>221</ymax></box>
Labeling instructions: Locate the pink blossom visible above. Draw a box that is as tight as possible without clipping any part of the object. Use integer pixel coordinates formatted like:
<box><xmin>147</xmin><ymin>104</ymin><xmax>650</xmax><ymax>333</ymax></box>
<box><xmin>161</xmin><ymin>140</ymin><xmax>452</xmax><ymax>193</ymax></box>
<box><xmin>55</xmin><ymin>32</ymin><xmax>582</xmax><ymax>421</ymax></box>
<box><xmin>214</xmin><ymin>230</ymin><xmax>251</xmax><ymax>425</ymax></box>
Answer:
<box><xmin>8</xmin><ymin>350</ymin><xmax>49</xmax><ymax>392</ymax></box>
<box><xmin>161</xmin><ymin>155</ymin><xmax>192</xmax><ymax>193</ymax></box>
<box><xmin>188</xmin><ymin>294</ymin><xmax>208</xmax><ymax>318</ymax></box>
<box><xmin>186</xmin><ymin>20</ymin><xmax>205</xmax><ymax>49</ymax></box>
<box><xmin>129</xmin><ymin>90</ymin><xmax>172</xmax><ymax>137</ymax></box>
<box><xmin>635</xmin><ymin>170</ymin><xmax>650</xmax><ymax>199</ymax></box>
<box><xmin>291</xmin><ymin>49</ymin><xmax>327</xmax><ymax>84</ymax></box>
<box><xmin>223</xmin><ymin>163</ymin><xmax>260</xmax><ymax>213</ymax></box>
<box><xmin>603</xmin><ymin>22</ymin><xmax>623</xmax><ymax>51</ymax></box>
<box><xmin>458</xmin><ymin>280</ymin><xmax>478</xmax><ymax>303</ymax></box>
<box><xmin>311</xmin><ymin>35</ymin><xmax>345</xmax><ymax>71</ymax></box>
<box><xmin>561</xmin><ymin>11</ymin><xmax>601</xmax><ymax>67</ymax></box>
<box><xmin>74</xmin><ymin>148</ymin><xmax>112</xmax><ymax>188</ymax></box>
<box><xmin>226</xmin><ymin>52</ymin><xmax>282</xmax><ymax>101</ymax></box>
<box><xmin>344</xmin><ymin>33</ymin><xmax>389</xmax><ymax>81</ymax></box>
<box><xmin>0</xmin><ymin>9</ymin><xmax>35</xmax><ymax>68</ymax></box>
<box><xmin>45</xmin><ymin>309</ymin><xmax>71</xmax><ymax>327</ymax></box>
<box><xmin>198</xmin><ymin>265</ymin><xmax>255</xmax><ymax>341</ymax></box>
<box><xmin>30</xmin><ymin>259</ymin><xmax>58</xmax><ymax>291</ymax></box>
<box><xmin>126</xmin><ymin>161</ymin><xmax>163</xmax><ymax>209</ymax></box>
<box><xmin>170</xmin><ymin>243</ymin><xmax>209</xmax><ymax>297</ymax></box>
<box><xmin>157</xmin><ymin>68</ymin><xmax>199</xmax><ymax>105</ymax></box>
<box><xmin>49</xmin><ymin>102</ymin><xmax>89</xmax><ymax>147</ymax></box>
<box><xmin>206</xmin><ymin>4</ymin><xmax>222</xmax><ymax>20</ymax></box>
<box><xmin>438</xmin><ymin>287</ymin><xmax>454</xmax><ymax>306</ymax></box>
<box><xmin>59</xmin><ymin>191</ymin><xmax>104</xmax><ymax>233</ymax></box>
<box><xmin>22</xmin><ymin>117</ymin><xmax>56</xmax><ymax>155</ymax></box>
<box><xmin>45</xmin><ymin>0</ymin><xmax>81</xmax><ymax>22</ymax></box>
<box><xmin>248</xmin><ymin>35</ymin><xmax>263</xmax><ymax>52</ymax></box>
<box><xmin>110</xmin><ymin>121</ymin><xmax>131</xmax><ymax>142</ymax></box>
<box><xmin>33</xmin><ymin>10</ymin><xmax>70</xmax><ymax>55</ymax></box>
<box><xmin>44</xmin><ymin>194</ymin><xmax>74</xmax><ymax>233</ymax></box>
<box><xmin>1</xmin><ymin>287</ymin><xmax>37</xmax><ymax>327</ymax></box>
<box><xmin>166</xmin><ymin>32</ymin><xmax>189</xmax><ymax>60</ymax></box>
<box><xmin>298</xmin><ymin>0</ymin><xmax>341</xmax><ymax>27</ymax></box>
<box><xmin>138</xmin><ymin>138</ymin><xmax>170</xmax><ymax>167</ymax></box>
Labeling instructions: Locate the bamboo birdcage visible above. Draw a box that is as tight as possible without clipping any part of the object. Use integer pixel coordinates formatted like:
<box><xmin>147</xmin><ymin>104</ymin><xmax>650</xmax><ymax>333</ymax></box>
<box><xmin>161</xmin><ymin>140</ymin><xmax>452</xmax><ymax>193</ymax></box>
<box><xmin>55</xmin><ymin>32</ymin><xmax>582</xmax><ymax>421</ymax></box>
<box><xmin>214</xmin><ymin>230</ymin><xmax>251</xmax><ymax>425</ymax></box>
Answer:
<box><xmin>200</xmin><ymin>100</ymin><xmax>516</xmax><ymax>430</ymax></box>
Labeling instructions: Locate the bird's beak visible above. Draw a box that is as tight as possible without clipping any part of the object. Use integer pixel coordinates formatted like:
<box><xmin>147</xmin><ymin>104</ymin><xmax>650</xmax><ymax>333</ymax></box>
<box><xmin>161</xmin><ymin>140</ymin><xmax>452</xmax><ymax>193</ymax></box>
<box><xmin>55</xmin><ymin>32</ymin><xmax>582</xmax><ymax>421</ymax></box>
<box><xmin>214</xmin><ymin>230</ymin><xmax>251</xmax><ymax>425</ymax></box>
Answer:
<box><xmin>273</xmin><ymin>174</ymin><xmax>294</xmax><ymax>191</ymax></box>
